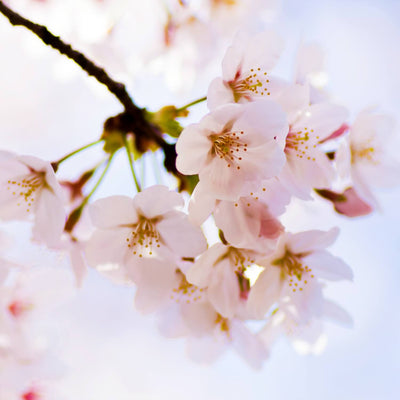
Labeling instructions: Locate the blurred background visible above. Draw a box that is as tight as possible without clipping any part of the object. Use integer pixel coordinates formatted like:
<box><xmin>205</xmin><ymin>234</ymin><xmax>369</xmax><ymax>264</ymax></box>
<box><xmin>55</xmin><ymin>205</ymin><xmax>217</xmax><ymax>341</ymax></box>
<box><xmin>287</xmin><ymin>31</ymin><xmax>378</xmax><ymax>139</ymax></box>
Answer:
<box><xmin>0</xmin><ymin>0</ymin><xmax>399</xmax><ymax>398</ymax></box>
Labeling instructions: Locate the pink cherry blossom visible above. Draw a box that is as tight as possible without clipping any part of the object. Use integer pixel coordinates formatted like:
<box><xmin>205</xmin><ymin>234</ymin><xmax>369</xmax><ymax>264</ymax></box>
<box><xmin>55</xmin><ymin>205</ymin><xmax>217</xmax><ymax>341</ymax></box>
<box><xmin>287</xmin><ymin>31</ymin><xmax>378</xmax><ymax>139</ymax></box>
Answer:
<box><xmin>0</xmin><ymin>152</ymin><xmax>66</xmax><ymax>246</ymax></box>
<box><xmin>274</xmin><ymin>85</ymin><xmax>349</xmax><ymax>198</ymax></box>
<box><xmin>247</xmin><ymin>228</ymin><xmax>353</xmax><ymax>320</ymax></box>
<box><xmin>85</xmin><ymin>185</ymin><xmax>207</xmax><ymax>282</ymax></box>
<box><xmin>207</xmin><ymin>30</ymin><xmax>284</xmax><ymax>109</ymax></box>
<box><xmin>176</xmin><ymin>100</ymin><xmax>288</xmax><ymax>200</ymax></box>
<box><xmin>186</xmin><ymin>243</ymin><xmax>262</xmax><ymax>318</ymax></box>
<box><xmin>336</xmin><ymin>109</ymin><xmax>399</xmax><ymax>206</ymax></box>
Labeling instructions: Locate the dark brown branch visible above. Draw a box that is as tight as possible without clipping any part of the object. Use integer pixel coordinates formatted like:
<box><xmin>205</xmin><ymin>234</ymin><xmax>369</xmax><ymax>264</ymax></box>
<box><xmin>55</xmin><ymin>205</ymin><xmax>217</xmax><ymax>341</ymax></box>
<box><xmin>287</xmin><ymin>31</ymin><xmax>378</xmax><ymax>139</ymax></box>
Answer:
<box><xmin>0</xmin><ymin>1</ymin><xmax>186</xmax><ymax>189</ymax></box>
<box><xmin>0</xmin><ymin>0</ymin><xmax>135</xmax><ymax>111</ymax></box>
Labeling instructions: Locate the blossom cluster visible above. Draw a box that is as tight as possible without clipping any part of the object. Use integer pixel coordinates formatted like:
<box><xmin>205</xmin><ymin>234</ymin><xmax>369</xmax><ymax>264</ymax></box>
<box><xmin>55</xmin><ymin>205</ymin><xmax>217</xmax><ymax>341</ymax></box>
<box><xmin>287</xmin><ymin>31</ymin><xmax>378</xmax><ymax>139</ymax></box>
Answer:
<box><xmin>0</xmin><ymin>15</ymin><xmax>398</xmax><ymax>398</ymax></box>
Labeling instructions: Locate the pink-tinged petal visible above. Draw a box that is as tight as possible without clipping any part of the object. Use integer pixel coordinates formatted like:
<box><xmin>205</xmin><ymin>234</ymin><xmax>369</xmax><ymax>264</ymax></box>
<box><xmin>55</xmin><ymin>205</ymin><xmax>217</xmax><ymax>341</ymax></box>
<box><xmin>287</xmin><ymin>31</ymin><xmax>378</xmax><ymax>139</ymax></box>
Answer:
<box><xmin>89</xmin><ymin>196</ymin><xmax>138</xmax><ymax>228</ymax></box>
<box><xmin>233</xmin><ymin>100</ymin><xmax>288</xmax><ymax>146</ymax></box>
<box><xmin>231</xmin><ymin>320</ymin><xmax>269</xmax><ymax>369</ymax></box>
<box><xmin>0</xmin><ymin>188</ymin><xmax>33</xmax><ymax>221</ymax></box>
<box><xmin>68</xmin><ymin>240</ymin><xmax>87</xmax><ymax>288</ymax></box>
<box><xmin>320</xmin><ymin>123</ymin><xmax>349</xmax><ymax>143</ymax></box>
<box><xmin>241</xmin><ymin>30</ymin><xmax>284</xmax><ymax>73</ymax></box>
<box><xmin>288</xmin><ymin>227</ymin><xmax>339</xmax><ymax>253</ymax></box>
<box><xmin>188</xmin><ymin>183</ymin><xmax>217</xmax><ymax>225</ymax></box>
<box><xmin>247</xmin><ymin>266</ymin><xmax>281</xmax><ymax>319</ymax></box>
<box><xmin>208</xmin><ymin>259</ymin><xmax>240</xmax><ymax>318</ymax></box>
<box><xmin>32</xmin><ymin>189</ymin><xmax>65</xmax><ymax>246</ymax></box>
<box><xmin>176</xmin><ymin>124</ymin><xmax>212</xmax><ymax>175</ymax></box>
<box><xmin>181</xmin><ymin>302</ymin><xmax>217</xmax><ymax>336</ymax></box>
<box><xmin>302</xmin><ymin>250</ymin><xmax>353</xmax><ymax>281</ymax></box>
<box><xmin>133</xmin><ymin>257</ymin><xmax>177</xmax><ymax>314</ymax></box>
<box><xmin>43</xmin><ymin>162</ymin><xmax>65</xmax><ymax>199</ymax></box>
<box><xmin>292</xmin><ymin>103</ymin><xmax>349</xmax><ymax>141</ymax></box>
<box><xmin>221</xmin><ymin>34</ymin><xmax>246</xmax><ymax>81</ymax></box>
<box><xmin>295</xmin><ymin>43</ymin><xmax>325</xmax><ymax>84</ymax></box>
<box><xmin>214</xmin><ymin>199</ymin><xmax>261</xmax><ymax>248</ymax></box>
<box><xmin>134</xmin><ymin>185</ymin><xmax>183</xmax><ymax>218</ymax></box>
<box><xmin>157</xmin><ymin>211</ymin><xmax>207</xmax><ymax>258</ymax></box>
<box><xmin>85</xmin><ymin>228</ymin><xmax>131</xmax><ymax>267</ymax></box>
<box><xmin>158</xmin><ymin>305</ymin><xmax>189</xmax><ymax>338</ymax></box>
<box><xmin>17</xmin><ymin>154</ymin><xmax>49</xmax><ymax>173</ymax></box>
<box><xmin>316</xmin><ymin>187</ymin><xmax>373</xmax><ymax>217</ymax></box>
<box><xmin>322</xmin><ymin>299</ymin><xmax>353</xmax><ymax>328</ymax></box>
<box><xmin>186</xmin><ymin>335</ymin><xmax>227</xmax><ymax>364</ymax></box>
<box><xmin>198</xmin><ymin>156</ymin><xmax>246</xmax><ymax>200</ymax></box>
<box><xmin>206</xmin><ymin>102</ymin><xmax>245</xmax><ymax>126</ymax></box>
<box><xmin>0</xmin><ymin>152</ymin><xmax>30</xmax><ymax>180</ymax></box>
<box><xmin>207</xmin><ymin>77</ymin><xmax>235</xmax><ymax>110</ymax></box>
<box><xmin>186</xmin><ymin>243</ymin><xmax>227</xmax><ymax>287</ymax></box>
<box><xmin>274</xmin><ymin>84</ymin><xmax>310</xmax><ymax>124</ymax></box>
<box><xmin>281</xmin><ymin>149</ymin><xmax>336</xmax><ymax>199</ymax></box>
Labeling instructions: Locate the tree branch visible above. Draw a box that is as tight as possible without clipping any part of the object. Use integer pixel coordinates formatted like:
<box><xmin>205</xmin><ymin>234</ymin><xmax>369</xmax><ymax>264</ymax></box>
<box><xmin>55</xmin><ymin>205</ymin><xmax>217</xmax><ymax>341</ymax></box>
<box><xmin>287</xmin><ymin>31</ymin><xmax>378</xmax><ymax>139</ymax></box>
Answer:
<box><xmin>0</xmin><ymin>0</ymin><xmax>135</xmax><ymax>111</ymax></box>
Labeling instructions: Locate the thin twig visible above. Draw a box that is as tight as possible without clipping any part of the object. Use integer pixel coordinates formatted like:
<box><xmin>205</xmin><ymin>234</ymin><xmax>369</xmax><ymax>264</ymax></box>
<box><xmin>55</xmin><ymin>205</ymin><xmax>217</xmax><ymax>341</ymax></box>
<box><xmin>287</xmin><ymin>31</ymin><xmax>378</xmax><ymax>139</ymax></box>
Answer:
<box><xmin>0</xmin><ymin>1</ymin><xmax>136</xmax><ymax>111</ymax></box>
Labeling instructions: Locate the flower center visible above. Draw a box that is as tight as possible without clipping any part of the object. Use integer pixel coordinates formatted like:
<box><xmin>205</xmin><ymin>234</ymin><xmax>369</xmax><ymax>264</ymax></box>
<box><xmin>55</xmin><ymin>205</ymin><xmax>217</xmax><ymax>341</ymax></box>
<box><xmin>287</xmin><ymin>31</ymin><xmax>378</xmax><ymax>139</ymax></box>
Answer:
<box><xmin>126</xmin><ymin>217</ymin><xmax>161</xmax><ymax>257</ymax></box>
<box><xmin>170</xmin><ymin>269</ymin><xmax>204</xmax><ymax>304</ymax></box>
<box><xmin>210</xmin><ymin>131</ymin><xmax>248</xmax><ymax>169</ymax></box>
<box><xmin>8</xmin><ymin>300</ymin><xmax>33</xmax><ymax>318</ymax></box>
<box><xmin>215</xmin><ymin>313</ymin><xmax>230</xmax><ymax>337</ymax></box>
<box><xmin>21</xmin><ymin>389</ymin><xmax>41</xmax><ymax>400</ymax></box>
<box><xmin>285</xmin><ymin>127</ymin><xmax>318</xmax><ymax>161</ymax></box>
<box><xmin>229</xmin><ymin>67</ymin><xmax>271</xmax><ymax>102</ymax></box>
<box><xmin>6</xmin><ymin>173</ymin><xmax>45</xmax><ymax>213</ymax></box>
<box><xmin>272</xmin><ymin>248</ymin><xmax>314</xmax><ymax>293</ymax></box>
<box><xmin>351</xmin><ymin>145</ymin><xmax>377</xmax><ymax>164</ymax></box>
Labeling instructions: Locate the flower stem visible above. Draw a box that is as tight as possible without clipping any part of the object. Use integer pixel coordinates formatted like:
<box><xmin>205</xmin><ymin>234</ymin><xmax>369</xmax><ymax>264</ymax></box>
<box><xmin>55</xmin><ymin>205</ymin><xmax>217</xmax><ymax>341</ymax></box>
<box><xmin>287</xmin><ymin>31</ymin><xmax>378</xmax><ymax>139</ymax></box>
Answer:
<box><xmin>64</xmin><ymin>153</ymin><xmax>115</xmax><ymax>233</ymax></box>
<box><xmin>123</xmin><ymin>136</ymin><xmax>142</xmax><ymax>192</ymax></box>
<box><xmin>52</xmin><ymin>140</ymin><xmax>103</xmax><ymax>170</ymax></box>
<box><xmin>82</xmin><ymin>153</ymin><xmax>115</xmax><ymax>206</ymax></box>
<box><xmin>176</xmin><ymin>96</ymin><xmax>207</xmax><ymax>112</ymax></box>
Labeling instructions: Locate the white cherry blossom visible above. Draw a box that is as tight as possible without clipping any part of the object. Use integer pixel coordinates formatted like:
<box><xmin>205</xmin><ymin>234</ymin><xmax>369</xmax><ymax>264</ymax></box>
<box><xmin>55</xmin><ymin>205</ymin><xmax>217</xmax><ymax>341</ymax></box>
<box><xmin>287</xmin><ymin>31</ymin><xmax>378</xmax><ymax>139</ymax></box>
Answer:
<box><xmin>176</xmin><ymin>100</ymin><xmax>288</xmax><ymax>200</ymax></box>
<box><xmin>0</xmin><ymin>152</ymin><xmax>66</xmax><ymax>246</ymax></box>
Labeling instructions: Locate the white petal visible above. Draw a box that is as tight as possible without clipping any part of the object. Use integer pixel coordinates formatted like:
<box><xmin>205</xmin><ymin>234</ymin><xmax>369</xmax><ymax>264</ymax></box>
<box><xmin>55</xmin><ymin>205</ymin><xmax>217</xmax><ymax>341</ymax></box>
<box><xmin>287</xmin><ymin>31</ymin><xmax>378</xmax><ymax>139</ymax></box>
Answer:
<box><xmin>208</xmin><ymin>259</ymin><xmax>241</xmax><ymax>319</ymax></box>
<box><xmin>134</xmin><ymin>185</ymin><xmax>183</xmax><ymax>218</ymax></box>
<box><xmin>188</xmin><ymin>183</ymin><xmax>217</xmax><ymax>225</ymax></box>
<box><xmin>32</xmin><ymin>189</ymin><xmax>65</xmax><ymax>246</ymax></box>
<box><xmin>288</xmin><ymin>227</ymin><xmax>339</xmax><ymax>253</ymax></box>
<box><xmin>303</xmin><ymin>250</ymin><xmax>353</xmax><ymax>281</ymax></box>
<box><xmin>133</xmin><ymin>258</ymin><xmax>177</xmax><ymax>314</ymax></box>
<box><xmin>293</xmin><ymin>103</ymin><xmax>349</xmax><ymax>141</ymax></box>
<box><xmin>207</xmin><ymin>77</ymin><xmax>235</xmax><ymax>110</ymax></box>
<box><xmin>247</xmin><ymin>266</ymin><xmax>281</xmax><ymax>319</ymax></box>
<box><xmin>89</xmin><ymin>196</ymin><xmax>138</xmax><ymax>228</ymax></box>
<box><xmin>157</xmin><ymin>211</ymin><xmax>207</xmax><ymax>258</ymax></box>
<box><xmin>176</xmin><ymin>123</ymin><xmax>212</xmax><ymax>175</ymax></box>
<box><xmin>231</xmin><ymin>320</ymin><xmax>269</xmax><ymax>369</ymax></box>
<box><xmin>85</xmin><ymin>228</ymin><xmax>131</xmax><ymax>268</ymax></box>
<box><xmin>323</xmin><ymin>299</ymin><xmax>353</xmax><ymax>328</ymax></box>
<box><xmin>186</xmin><ymin>243</ymin><xmax>227</xmax><ymax>287</ymax></box>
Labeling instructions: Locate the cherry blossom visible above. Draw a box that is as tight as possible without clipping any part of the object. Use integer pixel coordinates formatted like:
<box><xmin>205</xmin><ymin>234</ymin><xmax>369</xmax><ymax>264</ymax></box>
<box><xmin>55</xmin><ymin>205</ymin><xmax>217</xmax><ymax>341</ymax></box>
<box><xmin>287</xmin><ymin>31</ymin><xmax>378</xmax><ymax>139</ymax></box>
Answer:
<box><xmin>0</xmin><ymin>152</ymin><xmax>66</xmax><ymax>246</ymax></box>
<box><xmin>247</xmin><ymin>228</ymin><xmax>353</xmax><ymax>320</ymax></box>
<box><xmin>176</xmin><ymin>100</ymin><xmax>288</xmax><ymax>200</ymax></box>
<box><xmin>85</xmin><ymin>185</ymin><xmax>207</xmax><ymax>282</ymax></box>
<box><xmin>207</xmin><ymin>30</ymin><xmax>284</xmax><ymax>109</ymax></box>
<box><xmin>274</xmin><ymin>85</ymin><xmax>349</xmax><ymax>198</ymax></box>
<box><xmin>336</xmin><ymin>109</ymin><xmax>399</xmax><ymax>206</ymax></box>
<box><xmin>186</xmin><ymin>243</ymin><xmax>262</xmax><ymax>318</ymax></box>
